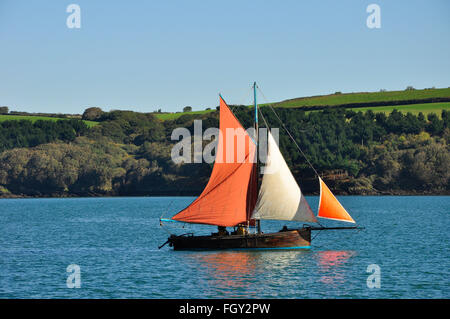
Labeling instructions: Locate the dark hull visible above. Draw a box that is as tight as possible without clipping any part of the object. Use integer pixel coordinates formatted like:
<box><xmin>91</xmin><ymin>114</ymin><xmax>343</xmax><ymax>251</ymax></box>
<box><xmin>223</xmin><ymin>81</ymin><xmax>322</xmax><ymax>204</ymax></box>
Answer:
<box><xmin>168</xmin><ymin>228</ymin><xmax>311</xmax><ymax>251</ymax></box>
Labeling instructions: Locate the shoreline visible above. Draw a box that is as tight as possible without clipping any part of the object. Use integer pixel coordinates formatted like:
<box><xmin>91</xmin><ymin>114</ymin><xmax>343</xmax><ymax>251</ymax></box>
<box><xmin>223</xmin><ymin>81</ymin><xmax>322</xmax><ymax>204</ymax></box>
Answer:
<box><xmin>1</xmin><ymin>191</ymin><xmax>449</xmax><ymax>199</ymax></box>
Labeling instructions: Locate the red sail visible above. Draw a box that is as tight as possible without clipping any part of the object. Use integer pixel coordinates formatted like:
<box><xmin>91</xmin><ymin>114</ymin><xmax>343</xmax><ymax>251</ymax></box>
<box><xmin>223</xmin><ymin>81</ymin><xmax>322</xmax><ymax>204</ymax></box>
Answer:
<box><xmin>172</xmin><ymin>96</ymin><xmax>257</xmax><ymax>227</ymax></box>
<box><xmin>317</xmin><ymin>177</ymin><xmax>355</xmax><ymax>223</ymax></box>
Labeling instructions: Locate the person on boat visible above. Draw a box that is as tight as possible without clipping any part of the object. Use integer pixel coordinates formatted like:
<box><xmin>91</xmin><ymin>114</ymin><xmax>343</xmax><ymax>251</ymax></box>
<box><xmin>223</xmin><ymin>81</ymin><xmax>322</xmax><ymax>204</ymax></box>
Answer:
<box><xmin>217</xmin><ymin>226</ymin><xmax>229</xmax><ymax>236</ymax></box>
<box><xmin>235</xmin><ymin>225</ymin><xmax>248</xmax><ymax>236</ymax></box>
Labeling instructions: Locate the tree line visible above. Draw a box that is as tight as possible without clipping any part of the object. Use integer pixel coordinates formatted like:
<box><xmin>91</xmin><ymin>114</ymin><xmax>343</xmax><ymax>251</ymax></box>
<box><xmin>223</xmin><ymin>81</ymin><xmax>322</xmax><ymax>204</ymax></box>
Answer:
<box><xmin>0</xmin><ymin>107</ymin><xmax>448</xmax><ymax>197</ymax></box>
<box><xmin>0</xmin><ymin>119</ymin><xmax>88</xmax><ymax>152</ymax></box>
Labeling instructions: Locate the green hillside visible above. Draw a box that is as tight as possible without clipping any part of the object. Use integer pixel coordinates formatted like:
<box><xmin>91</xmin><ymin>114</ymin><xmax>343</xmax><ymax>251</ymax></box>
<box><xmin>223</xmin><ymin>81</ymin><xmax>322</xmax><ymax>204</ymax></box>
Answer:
<box><xmin>347</xmin><ymin>102</ymin><xmax>450</xmax><ymax>117</ymax></box>
<box><xmin>272</xmin><ymin>87</ymin><xmax>450</xmax><ymax>108</ymax></box>
<box><xmin>154</xmin><ymin>109</ymin><xmax>214</xmax><ymax>120</ymax></box>
<box><xmin>152</xmin><ymin>87</ymin><xmax>450</xmax><ymax>121</ymax></box>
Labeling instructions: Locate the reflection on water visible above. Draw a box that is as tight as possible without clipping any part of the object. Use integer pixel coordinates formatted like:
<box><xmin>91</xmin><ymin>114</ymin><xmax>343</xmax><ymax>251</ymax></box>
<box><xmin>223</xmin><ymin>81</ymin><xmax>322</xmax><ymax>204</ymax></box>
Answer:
<box><xmin>184</xmin><ymin>251</ymin><xmax>260</xmax><ymax>297</ymax></box>
<box><xmin>315</xmin><ymin>251</ymin><xmax>356</xmax><ymax>285</ymax></box>
<box><xmin>178</xmin><ymin>249</ymin><xmax>357</xmax><ymax>297</ymax></box>
<box><xmin>183</xmin><ymin>250</ymin><xmax>312</xmax><ymax>298</ymax></box>
<box><xmin>197</xmin><ymin>252</ymin><xmax>257</xmax><ymax>280</ymax></box>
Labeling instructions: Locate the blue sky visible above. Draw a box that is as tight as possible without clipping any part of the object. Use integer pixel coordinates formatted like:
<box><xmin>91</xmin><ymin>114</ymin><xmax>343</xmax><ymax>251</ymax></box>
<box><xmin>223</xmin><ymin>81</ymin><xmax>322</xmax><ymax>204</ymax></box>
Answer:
<box><xmin>0</xmin><ymin>0</ymin><xmax>449</xmax><ymax>114</ymax></box>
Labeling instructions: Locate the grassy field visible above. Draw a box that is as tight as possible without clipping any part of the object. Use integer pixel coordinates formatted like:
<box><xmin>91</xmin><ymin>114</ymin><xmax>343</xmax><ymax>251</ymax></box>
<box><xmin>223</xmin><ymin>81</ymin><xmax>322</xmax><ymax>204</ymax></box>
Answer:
<box><xmin>272</xmin><ymin>87</ymin><xmax>450</xmax><ymax>108</ymax></box>
<box><xmin>0</xmin><ymin>115</ymin><xmax>98</xmax><ymax>127</ymax></box>
<box><xmin>2</xmin><ymin>88</ymin><xmax>448</xmax><ymax>123</ymax></box>
<box><xmin>154</xmin><ymin>109</ymin><xmax>215</xmax><ymax>120</ymax></box>
<box><xmin>348</xmin><ymin>102</ymin><xmax>450</xmax><ymax>117</ymax></box>
<box><xmin>153</xmin><ymin>87</ymin><xmax>450</xmax><ymax>120</ymax></box>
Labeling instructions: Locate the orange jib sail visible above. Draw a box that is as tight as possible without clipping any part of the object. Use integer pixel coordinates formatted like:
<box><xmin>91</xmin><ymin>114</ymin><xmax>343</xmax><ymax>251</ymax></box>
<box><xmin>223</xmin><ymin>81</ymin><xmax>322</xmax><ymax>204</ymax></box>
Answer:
<box><xmin>317</xmin><ymin>177</ymin><xmax>355</xmax><ymax>223</ymax></box>
<box><xmin>172</xmin><ymin>96</ymin><xmax>257</xmax><ymax>227</ymax></box>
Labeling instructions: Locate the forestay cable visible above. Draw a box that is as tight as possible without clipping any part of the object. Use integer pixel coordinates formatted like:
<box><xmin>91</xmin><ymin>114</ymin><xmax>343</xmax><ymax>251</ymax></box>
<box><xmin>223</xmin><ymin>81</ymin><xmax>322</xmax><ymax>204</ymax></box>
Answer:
<box><xmin>257</xmin><ymin>87</ymin><xmax>320</xmax><ymax>178</ymax></box>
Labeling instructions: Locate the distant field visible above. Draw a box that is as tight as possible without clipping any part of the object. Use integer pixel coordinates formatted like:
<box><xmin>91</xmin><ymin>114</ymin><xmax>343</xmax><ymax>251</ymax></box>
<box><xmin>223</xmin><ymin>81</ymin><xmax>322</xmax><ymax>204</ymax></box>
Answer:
<box><xmin>154</xmin><ymin>109</ymin><xmax>215</xmax><ymax>120</ymax></box>
<box><xmin>154</xmin><ymin>87</ymin><xmax>450</xmax><ymax>120</ymax></box>
<box><xmin>348</xmin><ymin>102</ymin><xmax>450</xmax><ymax>117</ymax></box>
<box><xmin>0</xmin><ymin>115</ymin><xmax>98</xmax><ymax>127</ymax></box>
<box><xmin>2</xmin><ymin>88</ymin><xmax>448</xmax><ymax>123</ymax></box>
<box><xmin>273</xmin><ymin>88</ymin><xmax>450</xmax><ymax>108</ymax></box>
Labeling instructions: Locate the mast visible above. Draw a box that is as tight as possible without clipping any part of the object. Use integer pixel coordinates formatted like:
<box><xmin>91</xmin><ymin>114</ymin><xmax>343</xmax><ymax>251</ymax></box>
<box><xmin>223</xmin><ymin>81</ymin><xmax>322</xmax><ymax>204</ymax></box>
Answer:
<box><xmin>253</xmin><ymin>82</ymin><xmax>261</xmax><ymax>234</ymax></box>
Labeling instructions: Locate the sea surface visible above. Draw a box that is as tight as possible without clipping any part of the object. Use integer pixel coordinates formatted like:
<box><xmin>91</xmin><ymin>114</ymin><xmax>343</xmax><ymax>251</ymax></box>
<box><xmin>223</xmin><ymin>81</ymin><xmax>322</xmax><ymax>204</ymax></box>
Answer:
<box><xmin>0</xmin><ymin>196</ymin><xmax>448</xmax><ymax>299</ymax></box>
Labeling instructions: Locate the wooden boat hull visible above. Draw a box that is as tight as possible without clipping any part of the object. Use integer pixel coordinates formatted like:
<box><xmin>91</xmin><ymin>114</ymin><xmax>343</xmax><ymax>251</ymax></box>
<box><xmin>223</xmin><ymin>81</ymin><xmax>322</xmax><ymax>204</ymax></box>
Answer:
<box><xmin>167</xmin><ymin>228</ymin><xmax>311</xmax><ymax>251</ymax></box>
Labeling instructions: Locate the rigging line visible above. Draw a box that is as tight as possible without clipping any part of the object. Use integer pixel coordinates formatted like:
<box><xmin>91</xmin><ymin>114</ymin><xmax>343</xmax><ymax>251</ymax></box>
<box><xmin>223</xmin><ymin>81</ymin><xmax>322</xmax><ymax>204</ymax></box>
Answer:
<box><xmin>169</xmin><ymin>97</ymin><xmax>255</xmax><ymax>226</ymax></box>
<box><xmin>311</xmin><ymin>229</ymin><xmax>322</xmax><ymax>242</ymax></box>
<box><xmin>259</xmin><ymin>106</ymin><xmax>325</xmax><ymax>228</ymax></box>
<box><xmin>258</xmin><ymin>106</ymin><xmax>270</xmax><ymax>130</ymax></box>
<box><xmin>257</xmin><ymin>88</ymin><xmax>325</xmax><ymax>227</ymax></box>
<box><xmin>160</xmin><ymin>127</ymin><xmax>205</xmax><ymax>223</ymax></box>
<box><xmin>160</xmin><ymin>221</ymin><xmax>172</xmax><ymax>235</ymax></box>
<box><xmin>257</xmin><ymin>87</ymin><xmax>320</xmax><ymax>178</ymax></box>
<box><xmin>160</xmin><ymin>198</ymin><xmax>175</xmax><ymax>220</ymax></box>
<box><xmin>159</xmin><ymin>167</ymin><xmax>196</xmax><ymax>225</ymax></box>
<box><xmin>171</xmin><ymin>150</ymin><xmax>255</xmax><ymax>225</ymax></box>
<box><xmin>230</xmin><ymin>85</ymin><xmax>253</xmax><ymax>115</ymax></box>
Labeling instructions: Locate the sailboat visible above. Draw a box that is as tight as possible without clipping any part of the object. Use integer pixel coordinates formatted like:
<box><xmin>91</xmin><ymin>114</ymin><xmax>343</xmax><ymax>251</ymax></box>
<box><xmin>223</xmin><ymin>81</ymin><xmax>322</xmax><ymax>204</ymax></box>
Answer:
<box><xmin>159</xmin><ymin>83</ymin><xmax>362</xmax><ymax>250</ymax></box>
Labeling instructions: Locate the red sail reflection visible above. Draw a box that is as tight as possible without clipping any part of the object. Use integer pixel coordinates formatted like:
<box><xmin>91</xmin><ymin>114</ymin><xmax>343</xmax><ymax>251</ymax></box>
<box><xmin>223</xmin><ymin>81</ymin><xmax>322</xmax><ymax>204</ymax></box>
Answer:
<box><xmin>316</xmin><ymin>250</ymin><xmax>355</xmax><ymax>285</ymax></box>
<box><xmin>194</xmin><ymin>251</ymin><xmax>257</xmax><ymax>292</ymax></box>
<box><xmin>184</xmin><ymin>250</ymin><xmax>307</xmax><ymax>298</ymax></box>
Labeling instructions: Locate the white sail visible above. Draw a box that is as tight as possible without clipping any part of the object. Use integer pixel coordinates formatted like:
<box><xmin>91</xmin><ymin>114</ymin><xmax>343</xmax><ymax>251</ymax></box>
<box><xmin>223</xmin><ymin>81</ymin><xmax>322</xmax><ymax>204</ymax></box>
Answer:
<box><xmin>252</xmin><ymin>131</ymin><xmax>317</xmax><ymax>223</ymax></box>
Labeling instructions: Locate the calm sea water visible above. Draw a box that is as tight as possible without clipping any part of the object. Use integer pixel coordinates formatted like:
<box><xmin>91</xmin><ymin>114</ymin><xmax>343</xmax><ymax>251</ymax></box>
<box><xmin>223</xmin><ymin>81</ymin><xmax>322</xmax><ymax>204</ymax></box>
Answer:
<box><xmin>0</xmin><ymin>196</ymin><xmax>448</xmax><ymax>299</ymax></box>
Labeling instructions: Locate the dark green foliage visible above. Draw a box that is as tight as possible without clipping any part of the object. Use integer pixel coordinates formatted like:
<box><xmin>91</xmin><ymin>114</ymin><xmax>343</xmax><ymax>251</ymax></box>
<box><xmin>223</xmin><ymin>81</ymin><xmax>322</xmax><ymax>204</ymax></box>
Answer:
<box><xmin>244</xmin><ymin>106</ymin><xmax>448</xmax><ymax>193</ymax></box>
<box><xmin>88</xmin><ymin>110</ymin><xmax>165</xmax><ymax>144</ymax></box>
<box><xmin>0</xmin><ymin>106</ymin><xmax>448</xmax><ymax>196</ymax></box>
<box><xmin>82</xmin><ymin>107</ymin><xmax>104</xmax><ymax>121</ymax></box>
<box><xmin>427</xmin><ymin>113</ymin><xmax>444</xmax><ymax>135</ymax></box>
<box><xmin>0</xmin><ymin>119</ymin><xmax>88</xmax><ymax>152</ymax></box>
